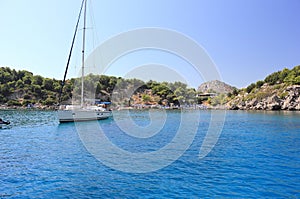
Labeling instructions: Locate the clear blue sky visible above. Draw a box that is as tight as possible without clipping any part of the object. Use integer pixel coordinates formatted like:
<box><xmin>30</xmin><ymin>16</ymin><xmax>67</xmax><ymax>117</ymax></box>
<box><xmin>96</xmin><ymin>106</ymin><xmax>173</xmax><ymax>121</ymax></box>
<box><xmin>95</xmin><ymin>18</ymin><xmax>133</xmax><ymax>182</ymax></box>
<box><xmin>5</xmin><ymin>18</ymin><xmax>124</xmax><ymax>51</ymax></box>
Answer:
<box><xmin>0</xmin><ymin>0</ymin><xmax>299</xmax><ymax>88</ymax></box>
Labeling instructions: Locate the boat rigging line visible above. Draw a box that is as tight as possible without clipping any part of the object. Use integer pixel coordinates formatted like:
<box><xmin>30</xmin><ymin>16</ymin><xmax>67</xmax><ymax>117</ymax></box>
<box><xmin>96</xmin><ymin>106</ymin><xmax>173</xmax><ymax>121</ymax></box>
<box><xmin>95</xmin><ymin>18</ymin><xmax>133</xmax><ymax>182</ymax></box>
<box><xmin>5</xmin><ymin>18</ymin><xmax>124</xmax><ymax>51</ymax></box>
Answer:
<box><xmin>58</xmin><ymin>0</ymin><xmax>86</xmax><ymax>104</ymax></box>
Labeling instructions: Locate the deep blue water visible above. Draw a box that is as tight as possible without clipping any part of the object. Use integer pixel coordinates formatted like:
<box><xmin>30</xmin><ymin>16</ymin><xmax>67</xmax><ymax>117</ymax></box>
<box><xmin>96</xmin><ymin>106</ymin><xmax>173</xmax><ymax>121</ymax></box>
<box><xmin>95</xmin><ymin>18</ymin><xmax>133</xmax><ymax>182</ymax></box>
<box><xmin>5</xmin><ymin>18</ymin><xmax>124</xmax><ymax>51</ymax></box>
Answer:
<box><xmin>0</xmin><ymin>109</ymin><xmax>299</xmax><ymax>198</ymax></box>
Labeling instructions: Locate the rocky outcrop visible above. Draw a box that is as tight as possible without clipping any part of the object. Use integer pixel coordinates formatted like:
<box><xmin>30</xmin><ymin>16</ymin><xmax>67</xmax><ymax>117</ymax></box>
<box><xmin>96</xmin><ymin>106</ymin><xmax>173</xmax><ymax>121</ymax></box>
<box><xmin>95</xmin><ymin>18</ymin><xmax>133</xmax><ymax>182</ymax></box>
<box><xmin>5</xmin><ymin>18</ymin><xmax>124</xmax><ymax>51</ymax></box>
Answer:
<box><xmin>281</xmin><ymin>85</ymin><xmax>300</xmax><ymax>110</ymax></box>
<box><xmin>198</xmin><ymin>80</ymin><xmax>235</xmax><ymax>94</ymax></box>
<box><xmin>228</xmin><ymin>85</ymin><xmax>300</xmax><ymax>111</ymax></box>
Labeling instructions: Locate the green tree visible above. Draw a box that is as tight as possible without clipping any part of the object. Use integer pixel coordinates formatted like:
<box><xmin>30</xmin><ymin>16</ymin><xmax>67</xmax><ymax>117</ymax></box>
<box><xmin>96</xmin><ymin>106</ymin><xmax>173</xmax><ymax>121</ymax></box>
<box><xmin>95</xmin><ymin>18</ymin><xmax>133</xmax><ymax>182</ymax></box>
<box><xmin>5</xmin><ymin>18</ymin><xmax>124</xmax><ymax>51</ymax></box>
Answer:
<box><xmin>0</xmin><ymin>84</ymin><xmax>10</xmax><ymax>95</ymax></box>
<box><xmin>210</xmin><ymin>94</ymin><xmax>227</xmax><ymax>106</ymax></box>
<box><xmin>295</xmin><ymin>76</ymin><xmax>300</xmax><ymax>85</ymax></box>
<box><xmin>23</xmin><ymin>94</ymin><xmax>31</xmax><ymax>100</ymax></box>
<box><xmin>142</xmin><ymin>94</ymin><xmax>151</xmax><ymax>103</ymax></box>
<box><xmin>43</xmin><ymin>78</ymin><xmax>54</xmax><ymax>91</ymax></box>
<box><xmin>174</xmin><ymin>87</ymin><xmax>185</xmax><ymax>104</ymax></box>
<box><xmin>23</xmin><ymin>75</ymin><xmax>32</xmax><ymax>85</ymax></box>
<box><xmin>246</xmin><ymin>83</ymin><xmax>256</xmax><ymax>93</ymax></box>
<box><xmin>7</xmin><ymin>99</ymin><xmax>21</xmax><ymax>106</ymax></box>
<box><xmin>8</xmin><ymin>81</ymin><xmax>16</xmax><ymax>89</ymax></box>
<box><xmin>0</xmin><ymin>94</ymin><xmax>7</xmax><ymax>103</ymax></box>
<box><xmin>43</xmin><ymin>97</ymin><xmax>56</xmax><ymax>106</ymax></box>
<box><xmin>264</xmin><ymin>71</ymin><xmax>281</xmax><ymax>85</ymax></box>
<box><xmin>279</xmin><ymin>68</ymin><xmax>290</xmax><ymax>82</ymax></box>
<box><xmin>232</xmin><ymin>88</ymin><xmax>239</xmax><ymax>96</ymax></box>
<box><xmin>256</xmin><ymin>80</ymin><xmax>264</xmax><ymax>88</ymax></box>
<box><xmin>53</xmin><ymin>81</ymin><xmax>61</xmax><ymax>92</ymax></box>
<box><xmin>16</xmin><ymin>79</ymin><xmax>24</xmax><ymax>88</ymax></box>
<box><xmin>32</xmin><ymin>85</ymin><xmax>42</xmax><ymax>95</ymax></box>
<box><xmin>284</xmin><ymin>71</ymin><xmax>296</xmax><ymax>84</ymax></box>
<box><xmin>0</xmin><ymin>71</ymin><xmax>12</xmax><ymax>83</ymax></box>
<box><xmin>152</xmin><ymin>84</ymin><xmax>170</xmax><ymax>97</ymax></box>
<box><xmin>95</xmin><ymin>82</ymin><xmax>102</xmax><ymax>95</ymax></box>
<box><xmin>33</xmin><ymin>75</ymin><xmax>43</xmax><ymax>85</ymax></box>
<box><xmin>186</xmin><ymin>88</ymin><xmax>196</xmax><ymax>104</ymax></box>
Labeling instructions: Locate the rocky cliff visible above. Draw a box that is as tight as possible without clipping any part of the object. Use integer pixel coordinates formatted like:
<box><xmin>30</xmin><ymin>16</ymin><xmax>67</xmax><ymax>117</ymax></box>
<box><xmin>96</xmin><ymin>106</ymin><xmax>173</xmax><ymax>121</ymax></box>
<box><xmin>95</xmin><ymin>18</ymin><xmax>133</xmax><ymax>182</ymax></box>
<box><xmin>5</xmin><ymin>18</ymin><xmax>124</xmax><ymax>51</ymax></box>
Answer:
<box><xmin>198</xmin><ymin>80</ymin><xmax>235</xmax><ymax>94</ymax></box>
<box><xmin>228</xmin><ymin>84</ymin><xmax>300</xmax><ymax>110</ymax></box>
<box><xmin>227</xmin><ymin>65</ymin><xmax>300</xmax><ymax>111</ymax></box>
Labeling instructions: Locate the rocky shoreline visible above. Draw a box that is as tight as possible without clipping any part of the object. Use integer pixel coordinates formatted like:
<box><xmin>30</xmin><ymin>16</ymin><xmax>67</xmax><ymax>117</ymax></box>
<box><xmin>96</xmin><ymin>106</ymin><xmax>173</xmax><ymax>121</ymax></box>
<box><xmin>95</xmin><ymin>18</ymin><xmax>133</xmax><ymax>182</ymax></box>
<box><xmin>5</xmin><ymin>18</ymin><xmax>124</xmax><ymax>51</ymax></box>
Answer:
<box><xmin>0</xmin><ymin>104</ymin><xmax>57</xmax><ymax>110</ymax></box>
<box><xmin>228</xmin><ymin>85</ymin><xmax>300</xmax><ymax>111</ymax></box>
<box><xmin>1</xmin><ymin>85</ymin><xmax>300</xmax><ymax>112</ymax></box>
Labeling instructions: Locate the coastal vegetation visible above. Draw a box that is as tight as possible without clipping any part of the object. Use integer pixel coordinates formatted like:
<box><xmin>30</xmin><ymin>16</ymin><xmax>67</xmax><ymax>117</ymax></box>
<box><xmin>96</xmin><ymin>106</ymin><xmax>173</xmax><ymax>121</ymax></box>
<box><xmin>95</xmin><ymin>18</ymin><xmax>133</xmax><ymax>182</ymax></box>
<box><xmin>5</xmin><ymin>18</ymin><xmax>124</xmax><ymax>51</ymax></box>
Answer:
<box><xmin>0</xmin><ymin>67</ymin><xmax>77</xmax><ymax>107</ymax></box>
<box><xmin>0</xmin><ymin>66</ymin><xmax>197</xmax><ymax>108</ymax></box>
<box><xmin>1</xmin><ymin>65</ymin><xmax>299</xmax><ymax>110</ymax></box>
<box><xmin>227</xmin><ymin>65</ymin><xmax>300</xmax><ymax>110</ymax></box>
<box><xmin>191</xmin><ymin>65</ymin><xmax>300</xmax><ymax>110</ymax></box>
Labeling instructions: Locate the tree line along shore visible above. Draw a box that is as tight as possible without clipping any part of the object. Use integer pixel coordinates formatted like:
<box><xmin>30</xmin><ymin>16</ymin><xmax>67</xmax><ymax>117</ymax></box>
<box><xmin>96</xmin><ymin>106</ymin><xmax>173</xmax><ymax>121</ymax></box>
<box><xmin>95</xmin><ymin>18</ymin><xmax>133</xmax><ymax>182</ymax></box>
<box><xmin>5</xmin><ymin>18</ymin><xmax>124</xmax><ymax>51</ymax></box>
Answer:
<box><xmin>0</xmin><ymin>65</ymin><xmax>299</xmax><ymax>110</ymax></box>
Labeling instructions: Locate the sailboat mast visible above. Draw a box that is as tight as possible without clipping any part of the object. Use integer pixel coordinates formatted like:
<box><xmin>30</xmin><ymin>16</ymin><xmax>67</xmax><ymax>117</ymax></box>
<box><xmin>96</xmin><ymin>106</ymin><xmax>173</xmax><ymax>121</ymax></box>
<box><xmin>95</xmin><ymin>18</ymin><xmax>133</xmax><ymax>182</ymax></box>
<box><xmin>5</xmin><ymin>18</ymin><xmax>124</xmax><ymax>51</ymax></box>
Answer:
<box><xmin>81</xmin><ymin>0</ymin><xmax>87</xmax><ymax>107</ymax></box>
<box><xmin>58</xmin><ymin>0</ymin><xmax>85</xmax><ymax>105</ymax></box>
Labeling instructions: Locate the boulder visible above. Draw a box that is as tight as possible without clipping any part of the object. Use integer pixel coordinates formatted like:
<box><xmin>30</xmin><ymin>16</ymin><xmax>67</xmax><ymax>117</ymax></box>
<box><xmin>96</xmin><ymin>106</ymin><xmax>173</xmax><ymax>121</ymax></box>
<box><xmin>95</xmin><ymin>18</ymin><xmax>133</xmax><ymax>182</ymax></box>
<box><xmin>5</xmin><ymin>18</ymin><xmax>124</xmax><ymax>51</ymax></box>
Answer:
<box><xmin>267</xmin><ymin>103</ymin><xmax>281</xmax><ymax>110</ymax></box>
<box><xmin>254</xmin><ymin>103</ymin><xmax>263</xmax><ymax>110</ymax></box>
<box><xmin>230</xmin><ymin>104</ymin><xmax>239</xmax><ymax>110</ymax></box>
<box><xmin>263</xmin><ymin>95</ymin><xmax>282</xmax><ymax>110</ymax></box>
<box><xmin>282</xmin><ymin>97</ymin><xmax>292</xmax><ymax>110</ymax></box>
<box><xmin>266</xmin><ymin>95</ymin><xmax>282</xmax><ymax>104</ymax></box>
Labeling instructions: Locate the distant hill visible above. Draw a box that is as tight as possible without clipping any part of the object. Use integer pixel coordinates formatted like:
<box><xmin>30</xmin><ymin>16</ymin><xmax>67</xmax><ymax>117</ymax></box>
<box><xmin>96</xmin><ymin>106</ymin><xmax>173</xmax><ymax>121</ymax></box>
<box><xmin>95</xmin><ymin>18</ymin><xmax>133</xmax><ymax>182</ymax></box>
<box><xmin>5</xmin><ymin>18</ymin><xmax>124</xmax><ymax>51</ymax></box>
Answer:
<box><xmin>197</xmin><ymin>80</ymin><xmax>235</xmax><ymax>94</ymax></box>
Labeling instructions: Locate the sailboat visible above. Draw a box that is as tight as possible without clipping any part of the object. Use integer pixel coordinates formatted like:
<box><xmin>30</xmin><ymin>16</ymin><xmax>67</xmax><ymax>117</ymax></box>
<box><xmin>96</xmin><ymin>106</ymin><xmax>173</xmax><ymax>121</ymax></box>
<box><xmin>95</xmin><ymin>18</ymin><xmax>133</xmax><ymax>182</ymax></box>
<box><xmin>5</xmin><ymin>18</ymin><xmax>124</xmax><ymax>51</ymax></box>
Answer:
<box><xmin>57</xmin><ymin>0</ymin><xmax>112</xmax><ymax>123</ymax></box>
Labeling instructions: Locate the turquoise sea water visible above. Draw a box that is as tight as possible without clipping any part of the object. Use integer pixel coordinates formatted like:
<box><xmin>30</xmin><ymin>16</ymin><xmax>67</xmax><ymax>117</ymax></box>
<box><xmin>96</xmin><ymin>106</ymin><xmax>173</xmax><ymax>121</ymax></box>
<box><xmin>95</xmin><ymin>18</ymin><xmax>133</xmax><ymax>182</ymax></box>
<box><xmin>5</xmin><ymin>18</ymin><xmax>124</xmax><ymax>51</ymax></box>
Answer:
<box><xmin>0</xmin><ymin>109</ymin><xmax>299</xmax><ymax>198</ymax></box>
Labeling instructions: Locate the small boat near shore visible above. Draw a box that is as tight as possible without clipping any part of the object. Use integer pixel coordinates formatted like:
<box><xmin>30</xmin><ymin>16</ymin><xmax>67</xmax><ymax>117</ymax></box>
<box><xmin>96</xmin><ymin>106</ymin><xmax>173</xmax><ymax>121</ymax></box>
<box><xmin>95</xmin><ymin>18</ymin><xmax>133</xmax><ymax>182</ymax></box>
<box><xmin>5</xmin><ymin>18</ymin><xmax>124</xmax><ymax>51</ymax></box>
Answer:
<box><xmin>0</xmin><ymin>118</ymin><xmax>10</xmax><ymax>128</ymax></box>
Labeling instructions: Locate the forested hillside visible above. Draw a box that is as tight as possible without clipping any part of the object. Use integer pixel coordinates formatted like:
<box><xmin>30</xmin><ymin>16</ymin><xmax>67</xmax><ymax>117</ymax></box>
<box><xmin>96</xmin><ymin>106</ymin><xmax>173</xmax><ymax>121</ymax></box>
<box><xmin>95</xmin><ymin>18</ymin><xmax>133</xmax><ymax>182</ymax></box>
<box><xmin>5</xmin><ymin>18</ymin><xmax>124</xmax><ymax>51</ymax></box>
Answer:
<box><xmin>0</xmin><ymin>66</ymin><xmax>197</xmax><ymax>108</ymax></box>
<box><xmin>0</xmin><ymin>67</ymin><xmax>70</xmax><ymax>106</ymax></box>
<box><xmin>2</xmin><ymin>65</ymin><xmax>299</xmax><ymax>110</ymax></box>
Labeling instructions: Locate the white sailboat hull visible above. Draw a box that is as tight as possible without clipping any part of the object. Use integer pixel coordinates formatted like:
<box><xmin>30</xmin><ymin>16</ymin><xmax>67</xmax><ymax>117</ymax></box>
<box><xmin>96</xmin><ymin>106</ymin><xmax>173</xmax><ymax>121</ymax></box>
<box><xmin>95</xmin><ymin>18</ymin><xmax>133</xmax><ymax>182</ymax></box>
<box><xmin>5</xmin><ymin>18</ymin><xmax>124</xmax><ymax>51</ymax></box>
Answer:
<box><xmin>58</xmin><ymin>109</ymin><xmax>112</xmax><ymax>123</ymax></box>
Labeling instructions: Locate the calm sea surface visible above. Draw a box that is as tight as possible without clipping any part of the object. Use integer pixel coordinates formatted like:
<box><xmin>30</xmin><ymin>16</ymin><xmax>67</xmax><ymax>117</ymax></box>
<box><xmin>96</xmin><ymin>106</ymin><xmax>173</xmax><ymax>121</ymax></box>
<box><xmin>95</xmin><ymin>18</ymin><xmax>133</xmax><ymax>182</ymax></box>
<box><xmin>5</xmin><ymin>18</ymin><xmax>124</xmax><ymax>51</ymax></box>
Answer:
<box><xmin>0</xmin><ymin>109</ymin><xmax>299</xmax><ymax>198</ymax></box>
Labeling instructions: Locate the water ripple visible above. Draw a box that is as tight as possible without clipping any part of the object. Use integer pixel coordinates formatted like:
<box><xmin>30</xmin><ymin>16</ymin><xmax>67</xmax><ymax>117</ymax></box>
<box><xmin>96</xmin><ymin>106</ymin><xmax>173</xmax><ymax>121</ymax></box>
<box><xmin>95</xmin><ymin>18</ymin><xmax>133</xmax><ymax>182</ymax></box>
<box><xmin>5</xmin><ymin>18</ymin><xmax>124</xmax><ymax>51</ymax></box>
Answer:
<box><xmin>0</xmin><ymin>110</ymin><xmax>299</xmax><ymax>198</ymax></box>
